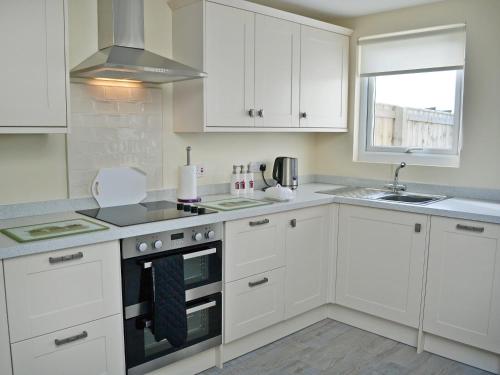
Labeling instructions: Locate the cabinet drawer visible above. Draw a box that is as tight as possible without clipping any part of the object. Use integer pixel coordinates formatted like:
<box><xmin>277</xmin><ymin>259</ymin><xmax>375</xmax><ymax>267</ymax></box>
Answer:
<box><xmin>11</xmin><ymin>314</ymin><xmax>125</xmax><ymax>375</ymax></box>
<box><xmin>225</xmin><ymin>213</ymin><xmax>285</xmax><ymax>281</ymax></box>
<box><xmin>5</xmin><ymin>241</ymin><xmax>122</xmax><ymax>342</ymax></box>
<box><xmin>224</xmin><ymin>267</ymin><xmax>285</xmax><ymax>343</ymax></box>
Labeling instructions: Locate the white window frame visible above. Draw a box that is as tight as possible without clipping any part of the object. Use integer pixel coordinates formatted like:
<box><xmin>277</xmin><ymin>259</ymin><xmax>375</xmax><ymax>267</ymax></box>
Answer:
<box><xmin>356</xmin><ymin>69</ymin><xmax>464</xmax><ymax>167</ymax></box>
<box><xmin>354</xmin><ymin>24</ymin><xmax>466</xmax><ymax>168</ymax></box>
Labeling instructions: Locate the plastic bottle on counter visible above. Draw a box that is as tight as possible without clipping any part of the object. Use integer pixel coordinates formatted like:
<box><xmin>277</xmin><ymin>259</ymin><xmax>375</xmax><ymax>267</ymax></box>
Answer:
<box><xmin>245</xmin><ymin>163</ymin><xmax>254</xmax><ymax>195</ymax></box>
<box><xmin>239</xmin><ymin>165</ymin><xmax>246</xmax><ymax>193</ymax></box>
<box><xmin>230</xmin><ymin>165</ymin><xmax>240</xmax><ymax>196</ymax></box>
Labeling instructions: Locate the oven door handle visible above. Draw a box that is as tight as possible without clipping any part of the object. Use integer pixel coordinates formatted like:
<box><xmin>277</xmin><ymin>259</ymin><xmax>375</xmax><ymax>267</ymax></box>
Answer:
<box><xmin>183</xmin><ymin>248</ymin><xmax>217</xmax><ymax>260</ymax></box>
<box><xmin>143</xmin><ymin>248</ymin><xmax>217</xmax><ymax>269</ymax></box>
<box><xmin>186</xmin><ymin>300</ymin><xmax>216</xmax><ymax>315</ymax></box>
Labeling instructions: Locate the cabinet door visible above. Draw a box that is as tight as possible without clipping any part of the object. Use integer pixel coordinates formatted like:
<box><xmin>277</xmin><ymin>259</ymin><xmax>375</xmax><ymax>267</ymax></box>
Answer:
<box><xmin>225</xmin><ymin>213</ymin><xmax>286</xmax><ymax>282</ymax></box>
<box><xmin>0</xmin><ymin>263</ymin><xmax>13</xmax><ymax>375</ymax></box>
<box><xmin>284</xmin><ymin>205</ymin><xmax>331</xmax><ymax>319</ymax></box>
<box><xmin>4</xmin><ymin>241</ymin><xmax>122</xmax><ymax>342</ymax></box>
<box><xmin>225</xmin><ymin>268</ymin><xmax>285</xmax><ymax>343</ymax></box>
<box><xmin>299</xmin><ymin>26</ymin><xmax>348</xmax><ymax>129</ymax></box>
<box><xmin>11</xmin><ymin>314</ymin><xmax>125</xmax><ymax>375</ymax></box>
<box><xmin>205</xmin><ymin>2</ymin><xmax>255</xmax><ymax>128</ymax></box>
<box><xmin>424</xmin><ymin>217</ymin><xmax>500</xmax><ymax>354</ymax></box>
<box><xmin>336</xmin><ymin>205</ymin><xmax>427</xmax><ymax>328</ymax></box>
<box><xmin>0</xmin><ymin>0</ymin><xmax>67</xmax><ymax>127</ymax></box>
<box><xmin>254</xmin><ymin>15</ymin><xmax>300</xmax><ymax>128</ymax></box>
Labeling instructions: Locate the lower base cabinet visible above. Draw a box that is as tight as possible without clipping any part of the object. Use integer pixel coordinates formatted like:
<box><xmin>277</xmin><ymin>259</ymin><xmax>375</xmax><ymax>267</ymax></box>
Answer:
<box><xmin>424</xmin><ymin>217</ymin><xmax>500</xmax><ymax>354</ymax></box>
<box><xmin>0</xmin><ymin>263</ymin><xmax>12</xmax><ymax>375</ymax></box>
<box><xmin>224</xmin><ymin>267</ymin><xmax>285</xmax><ymax>343</ymax></box>
<box><xmin>336</xmin><ymin>205</ymin><xmax>428</xmax><ymax>328</ymax></box>
<box><xmin>11</xmin><ymin>314</ymin><xmax>125</xmax><ymax>375</ymax></box>
<box><xmin>284</xmin><ymin>205</ymin><xmax>332</xmax><ymax>319</ymax></box>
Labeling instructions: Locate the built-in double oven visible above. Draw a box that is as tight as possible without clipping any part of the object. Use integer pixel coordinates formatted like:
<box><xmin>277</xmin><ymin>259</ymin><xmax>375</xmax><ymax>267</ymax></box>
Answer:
<box><xmin>121</xmin><ymin>223</ymin><xmax>223</xmax><ymax>375</ymax></box>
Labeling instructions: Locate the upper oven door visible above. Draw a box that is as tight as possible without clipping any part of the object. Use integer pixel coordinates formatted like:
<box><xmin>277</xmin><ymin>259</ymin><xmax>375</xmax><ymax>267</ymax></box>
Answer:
<box><xmin>122</xmin><ymin>240</ymin><xmax>222</xmax><ymax>311</ymax></box>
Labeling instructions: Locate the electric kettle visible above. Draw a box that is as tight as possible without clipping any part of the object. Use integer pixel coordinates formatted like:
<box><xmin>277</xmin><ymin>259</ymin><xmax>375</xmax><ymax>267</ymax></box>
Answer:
<box><xmin>272</xmin><ymin>157</ymin><xmax>298</xmax><ymax>190</ymax></box>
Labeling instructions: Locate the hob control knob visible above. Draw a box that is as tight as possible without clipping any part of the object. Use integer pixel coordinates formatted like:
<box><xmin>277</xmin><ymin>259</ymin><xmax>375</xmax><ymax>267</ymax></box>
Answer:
<box><xmin>193</xmin><ymin>232</ymin><xmax>203</xmax><ymax>241</ymax></box>
<box><xmin>153</xmin><ymin>240</ymin><xmax>163</xmax><ymax>249</ymax></box>
<box><xmin>205</xmin><ymin>230</ymin><xmax>215</xmax><ymax>239</ymax></box>
<box><xmin>137</xmin><ymin>242</ymin><xmax>148</xmax><ymax>252</ymax></box>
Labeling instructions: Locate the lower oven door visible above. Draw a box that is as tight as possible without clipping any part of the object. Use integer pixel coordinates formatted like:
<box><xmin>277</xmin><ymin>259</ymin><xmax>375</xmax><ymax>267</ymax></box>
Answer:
<box><xmin>125</xmin><ymin>293</ymin><xmax>222</xmax><ymax>375</ymax></box>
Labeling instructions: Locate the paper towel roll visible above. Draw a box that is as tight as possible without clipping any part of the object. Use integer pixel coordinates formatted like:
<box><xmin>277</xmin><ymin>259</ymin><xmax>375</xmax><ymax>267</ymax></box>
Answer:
<box><xmin>178</xmin><ymin>165</ymin><xmax>198</xmax><ymax>201</ymax></box>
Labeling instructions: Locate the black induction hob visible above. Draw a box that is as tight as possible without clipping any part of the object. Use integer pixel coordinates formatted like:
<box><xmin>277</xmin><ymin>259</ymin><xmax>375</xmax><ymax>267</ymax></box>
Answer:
<box><xmin>76</xmin><ymin>200</ymin><xmax>216</xmax><ymax>227</ymax></box>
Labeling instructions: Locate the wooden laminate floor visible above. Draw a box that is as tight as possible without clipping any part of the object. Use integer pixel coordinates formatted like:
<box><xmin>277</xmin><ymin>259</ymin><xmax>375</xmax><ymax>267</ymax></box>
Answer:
<box><xmin>200</xmin><ymin>319</ymin><xmax>492</xmax><ymax>375</ymax></box>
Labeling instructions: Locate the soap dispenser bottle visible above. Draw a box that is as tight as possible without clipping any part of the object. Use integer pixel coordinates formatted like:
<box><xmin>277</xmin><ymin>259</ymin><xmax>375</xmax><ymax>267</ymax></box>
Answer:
<box><xmin>230</xmin><ymin>165</ymin><xmax>240</xmax><ymax>196</ymax></box>
<box><xmin>239</xmin><ymin>165</ymin><xmax>246</xmax><ymax>194</ymax></box>
<box><xmin>246</xmin><ymin>163</ymin><xmax>254</xmax><ymax>195</ymax></box>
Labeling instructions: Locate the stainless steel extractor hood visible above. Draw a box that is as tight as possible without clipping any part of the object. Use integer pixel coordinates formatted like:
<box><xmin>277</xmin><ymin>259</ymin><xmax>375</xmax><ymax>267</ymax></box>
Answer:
<box><xmin>71</xmin><ymin>0</ymin><xmax>206</xmax><ymax>83</ymax></box>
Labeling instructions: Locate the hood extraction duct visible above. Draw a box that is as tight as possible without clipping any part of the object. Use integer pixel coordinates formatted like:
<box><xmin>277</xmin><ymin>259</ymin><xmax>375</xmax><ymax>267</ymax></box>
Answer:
<box><xmin>71</xmin><ymin>0</ymin><xmax>206</xmax><ymax>83</ymax></box>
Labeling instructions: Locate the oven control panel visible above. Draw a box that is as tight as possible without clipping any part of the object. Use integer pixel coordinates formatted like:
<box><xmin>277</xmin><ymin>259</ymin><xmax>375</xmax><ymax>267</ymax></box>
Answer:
<box><xmin>121</xmin><ymin>222</ymin><xmax>223</xmax><ymax>259</ymax></box>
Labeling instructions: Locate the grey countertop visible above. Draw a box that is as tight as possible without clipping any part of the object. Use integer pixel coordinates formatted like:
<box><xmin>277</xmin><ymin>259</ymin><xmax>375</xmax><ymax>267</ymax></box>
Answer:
<box><xmin>1</xmin><ymin>183</ymin><xmax>500</xmax><ymax>260</ymax></box>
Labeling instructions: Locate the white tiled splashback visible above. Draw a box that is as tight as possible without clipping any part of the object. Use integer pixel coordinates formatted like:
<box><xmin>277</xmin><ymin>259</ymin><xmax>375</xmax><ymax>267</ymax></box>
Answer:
<box><xmin>68</xmin><ymin>83</ymin><xmax>163</xmax><ymax>198</ymax></box>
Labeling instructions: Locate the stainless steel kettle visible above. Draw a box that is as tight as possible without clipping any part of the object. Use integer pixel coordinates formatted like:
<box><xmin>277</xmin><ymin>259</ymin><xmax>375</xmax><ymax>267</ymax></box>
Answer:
<box><xmin>272</xmin><ymin>157</ymin><xmax>298</xmax><ymax>190</ymax></box>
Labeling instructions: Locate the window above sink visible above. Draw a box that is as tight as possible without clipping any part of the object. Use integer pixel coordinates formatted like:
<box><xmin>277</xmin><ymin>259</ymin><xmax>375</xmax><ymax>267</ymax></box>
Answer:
<box><xmin>354</xmin><ymin>24</ymin><xmax>467</xmax><ymax>168</ymax></box>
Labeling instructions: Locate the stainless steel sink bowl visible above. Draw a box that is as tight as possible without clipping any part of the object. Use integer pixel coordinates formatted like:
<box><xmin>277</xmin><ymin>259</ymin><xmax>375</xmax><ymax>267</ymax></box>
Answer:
<box><xmin>376</xmin><ymin>193</ymin><xmax>447</xmax><ymax>205</ymax></box>
<box><xmin>316</xmin><ymin>187</ymin><xmax>447</xmax><ymax>205</ymax></box>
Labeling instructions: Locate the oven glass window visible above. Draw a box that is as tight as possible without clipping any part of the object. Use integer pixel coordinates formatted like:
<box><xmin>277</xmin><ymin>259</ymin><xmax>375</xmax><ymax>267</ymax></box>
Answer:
<box><xmin>143</xmin><ymin>303</ymin><xmax>211</xmax><ymax>357</ymax></box>
<box><xmin>184</xmin><ymin>256</ymin><xmax>210</xmax><ymax>287</ymax></box>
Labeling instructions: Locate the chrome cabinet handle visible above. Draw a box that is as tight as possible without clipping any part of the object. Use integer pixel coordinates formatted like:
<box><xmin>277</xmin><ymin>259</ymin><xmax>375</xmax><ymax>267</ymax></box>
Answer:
<box><xmin>55</xmin><ymin>331</ymin><xmax>88</xmax><ymax>346</ymax></box>
<box><xmin>300</xmin><ymin>112</ymin><xmax>307</xmax><ymax>119</ymax></box>
<box><xmin>258</xmin><ymin>109</ymin><xmax>264</xmax><ymax>118</ymax></box>
<box><xmin>49</xmin><ymin>251</ymin><xmax>83</xmax><ymax>264</ymax></box>
<box><xmin>249</xmin><ymin>218</ymin><xmax>269</xmax><ymax>227</ymax></box>
<box><xmin>414</xmin><ymin>223</ymin><xmax>421</xmax><ymax>233</ymax></box>
<box><xmin>248</xmin><ymin>109</ymin><xmax>256</xmax><ymax>118</ymax></box>
<box><xmin>290</xmin><ymin>219</ymin><xmax>297</xmax><ymax>228</ymax></box>
<box><xmin>456</xmin><ymin>224</ymin><xmax>485</xmax><ymax>233</ymax></box>
<box><xmin>248</xmin><ymin>277</ymin><xmax>269</xmax><ymax>288</ymax></box>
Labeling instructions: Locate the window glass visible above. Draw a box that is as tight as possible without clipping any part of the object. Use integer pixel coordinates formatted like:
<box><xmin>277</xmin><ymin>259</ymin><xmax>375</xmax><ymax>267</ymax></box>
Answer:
<box><xmin>370</xmin><ymin>70</ymin><xmax>460</xmax><ymax>151</ymax></box>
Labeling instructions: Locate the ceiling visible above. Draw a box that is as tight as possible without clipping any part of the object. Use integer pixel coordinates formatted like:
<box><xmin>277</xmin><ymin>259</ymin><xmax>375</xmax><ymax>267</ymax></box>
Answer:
<box><xmin>247</xmin><ymin>0</ymin><xmax>444</xmax><ymax>18</ymax></box>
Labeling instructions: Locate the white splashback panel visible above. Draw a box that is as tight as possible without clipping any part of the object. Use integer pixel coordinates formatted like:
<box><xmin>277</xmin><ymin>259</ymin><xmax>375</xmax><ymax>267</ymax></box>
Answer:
<box><xmin>68</xmin><ymin>83</ymin><xmax>163</xmax><ymax>198</ymax></box>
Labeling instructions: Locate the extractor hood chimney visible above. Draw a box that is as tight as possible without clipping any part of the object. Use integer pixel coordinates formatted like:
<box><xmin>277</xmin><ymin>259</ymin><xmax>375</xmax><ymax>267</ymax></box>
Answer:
<box><xmin>71</xmin><ymin>0</ymin><xmax>206</xmax><ymax>83</ymax></box>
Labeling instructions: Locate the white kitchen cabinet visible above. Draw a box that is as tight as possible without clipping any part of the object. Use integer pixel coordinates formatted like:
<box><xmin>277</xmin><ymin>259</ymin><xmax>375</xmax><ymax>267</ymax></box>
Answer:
<box><xmin>254</xmin><ymin>14</ymin><xmax>300</xmax><ymax>128</ymax></box>
<box><xmin>205</xmin><ymin>2</ymin><xmax>255</xmax><ymax>128</ymax></box>
<box><xmin>424</xmin><ymin>217</ymin><xmax>500</xmax><ymax>354</ymax></box>
<box><xmin>224</xmin><ymin>267</ymin><xmax>285</xmax><ymax>343</ymax></box>
<box><xmin>11</xmin><ymin>314</ymin><xmax>125</xmax><ymax>375</ymax></box>
<box><xmin>284</xmin><ymin>205</ymin><xmax>332</xmax><ymax>319</ymax></box>
<box><xmin>336</xmin><ymin>205</ymin><xmax>428</xmax><ymax>328</ymax></box>
<box><xmin>172</xmin><ymin>0</ymin><xmax>352</xmax><ymax>133</ymax></box>
<box><xmin>0</xmin><ymin>0</ymin><xmax>68</xmax><ymax>133</ymax></box>
<box><xmin>4</xmin><ymin>241</ymin><xmax>122</xmax><ymax>342</ymax></box>
<box><xmin>225</xmin><ymin>212</ymin><xmax>286</xmax><ymax>282</ymax></box>
<box><xmin>0</xmin><ymin>263</ymin><xmax>13</xmax><ymax>375</ymax></box>
<box><xmin>299</xmin><ymin>26</ymin><xmax>349</xmax><ymax>129</ymax></box>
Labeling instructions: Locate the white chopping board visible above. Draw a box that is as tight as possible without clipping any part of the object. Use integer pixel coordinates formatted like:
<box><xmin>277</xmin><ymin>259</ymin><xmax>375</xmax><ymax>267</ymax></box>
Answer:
<box><xmin>92</xmin><ymin>167</ymin><xmax>147</xmax><ymax>207</ymax></box>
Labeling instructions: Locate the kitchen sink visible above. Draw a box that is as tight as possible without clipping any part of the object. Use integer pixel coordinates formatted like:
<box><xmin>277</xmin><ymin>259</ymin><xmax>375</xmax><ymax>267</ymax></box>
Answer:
<box><xmin>377</xmin><ymin>193</ymin><xmax>445</xmax><ymax>204</ymax></box>
<box><xmin>316</xmin><ymin>187</ymin><xmax>447</xmax><ymax>205</ymax></box>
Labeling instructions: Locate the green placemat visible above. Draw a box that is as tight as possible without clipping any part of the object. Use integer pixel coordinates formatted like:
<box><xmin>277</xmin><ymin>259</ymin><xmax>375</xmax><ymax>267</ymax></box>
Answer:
<box><xmin>1</xmin><ymin>218</ymin><xmax>109</xmax><ymax>243</ymax></box>
<box><xmin>199</xmin><ymin>197</ymin><xmax>272</xmax><ymax>211</ymax></box>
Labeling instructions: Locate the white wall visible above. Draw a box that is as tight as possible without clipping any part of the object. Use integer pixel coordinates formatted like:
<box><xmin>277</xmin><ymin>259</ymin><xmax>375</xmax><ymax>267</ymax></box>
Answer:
<box><xmin>315</xmin><ymin>0</ymin><xmax>500</xmax><ymax>189</ymax></box>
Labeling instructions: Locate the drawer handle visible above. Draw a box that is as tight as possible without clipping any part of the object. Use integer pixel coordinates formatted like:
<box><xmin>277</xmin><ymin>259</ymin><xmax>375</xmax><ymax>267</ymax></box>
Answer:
<box><xmin>248</xmin><ymin>277</ymin><xmax>269</xmax><ymax>288</ymax></box>
<box><xmin>456</xmin><ymin>224</ymin><xmax>485</xmax><ymax>233</ymax></box>
<box><xmin>49</xmin><ymin>251</ymin><xmax>83</xmax><ymax>264</ymax></box>
<box><xmin>249</xmin><ymin>219</ymin><xmax>269</xmax><ymax>227</ymax></box>
<box><xmin>54</xmin><ymin>331</ymin><xmax>88</xmax><ymax>346</ymax></box>
<box><xmin>290</xmin><ymin>219</ymin><xmax>297</xmax><ymax>228</ymax></box>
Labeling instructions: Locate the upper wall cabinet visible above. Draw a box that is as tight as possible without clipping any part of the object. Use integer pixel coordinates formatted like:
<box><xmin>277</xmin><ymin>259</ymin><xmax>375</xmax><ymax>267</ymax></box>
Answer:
<box><xmin>0</xmin><ymin>0</ymin><xmax>69</xmax><ymax>134</ymax></box>
<box><xmin>172</xmin><ymin>0</ymin><xmax>352</xmax><ymax>133</ymax></box>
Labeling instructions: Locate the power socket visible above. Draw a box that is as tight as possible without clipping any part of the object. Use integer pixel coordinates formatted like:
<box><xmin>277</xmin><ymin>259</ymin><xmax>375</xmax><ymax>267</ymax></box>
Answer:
<box><xmin>249</xmin><ymin>161</ymin><xmax>266</xmax><ymax>173</ymax></box>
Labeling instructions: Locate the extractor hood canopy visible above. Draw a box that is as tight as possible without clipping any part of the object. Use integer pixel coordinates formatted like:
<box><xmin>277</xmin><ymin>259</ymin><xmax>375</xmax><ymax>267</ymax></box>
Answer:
<box><xmin>71</xmin><ymin>0</ymin><xmax>206</xmax><ymax>84</ymax></box>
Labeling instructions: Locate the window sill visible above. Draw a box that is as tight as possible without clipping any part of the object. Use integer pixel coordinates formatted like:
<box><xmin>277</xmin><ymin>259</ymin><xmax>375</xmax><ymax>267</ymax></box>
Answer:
<box><xmin>355</xmin><ymin>150</ymin><xmax>460</xmax><ymax>168</ymax></box>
